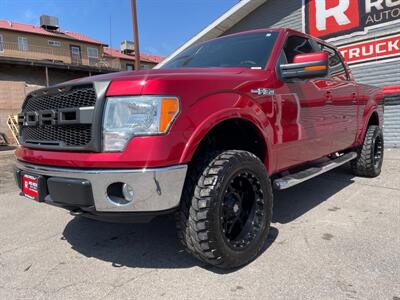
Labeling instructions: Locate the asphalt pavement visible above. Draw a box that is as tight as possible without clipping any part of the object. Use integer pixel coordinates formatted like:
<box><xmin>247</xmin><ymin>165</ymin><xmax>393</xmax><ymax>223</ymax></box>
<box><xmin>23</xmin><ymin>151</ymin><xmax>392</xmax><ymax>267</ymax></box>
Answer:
<box><xmin>0</xmin><ymin>149</ymin><xmax>399</xmax><ymax>299</ymax></box>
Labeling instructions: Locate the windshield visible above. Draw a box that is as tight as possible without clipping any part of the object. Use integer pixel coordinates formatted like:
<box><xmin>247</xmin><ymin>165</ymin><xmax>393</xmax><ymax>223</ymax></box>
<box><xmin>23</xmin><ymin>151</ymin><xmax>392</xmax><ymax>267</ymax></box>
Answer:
<box><xmin>161</xmin><ymin>31</ymin><xmax>279</xmax><ymax>69</ymax></box>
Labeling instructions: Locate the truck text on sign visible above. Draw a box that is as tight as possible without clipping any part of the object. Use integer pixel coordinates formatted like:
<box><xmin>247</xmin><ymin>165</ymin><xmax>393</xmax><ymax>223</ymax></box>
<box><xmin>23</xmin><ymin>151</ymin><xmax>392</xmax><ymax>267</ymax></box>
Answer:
<box><xmin>338</xmin><ymin>33</ymin><xmax>400</xmax><ymax>64</ymax></box>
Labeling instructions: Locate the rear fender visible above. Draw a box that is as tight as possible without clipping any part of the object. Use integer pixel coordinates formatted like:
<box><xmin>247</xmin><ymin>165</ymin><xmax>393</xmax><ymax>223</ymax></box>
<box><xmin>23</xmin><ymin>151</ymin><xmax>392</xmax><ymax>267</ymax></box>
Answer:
<box><xmin>357</xmin><ymin>103</ymin><xmax>382</xmax><ymax>145</ymax></box>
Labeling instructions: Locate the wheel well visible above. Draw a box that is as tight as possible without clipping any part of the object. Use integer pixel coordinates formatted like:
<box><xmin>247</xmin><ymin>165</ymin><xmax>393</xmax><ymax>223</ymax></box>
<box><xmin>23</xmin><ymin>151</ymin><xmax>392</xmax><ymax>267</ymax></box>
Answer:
<box><xmin>368</xmin><ymin>111</ymin><xmax>379</xmax><ymax>127</ymax></box>
<box><xmin>192</xmin><ymin>119</ymin><xmax>266</xmax><ymax>162</ymax></box>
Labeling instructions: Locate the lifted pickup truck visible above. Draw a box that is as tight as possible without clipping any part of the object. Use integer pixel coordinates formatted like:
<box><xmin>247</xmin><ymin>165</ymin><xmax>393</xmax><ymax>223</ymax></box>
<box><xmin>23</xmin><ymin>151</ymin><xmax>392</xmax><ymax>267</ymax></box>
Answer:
<box><xmin>15</xmin><ymin>28</ymin><xmax>384</xmax><ymax>268</ymax></box>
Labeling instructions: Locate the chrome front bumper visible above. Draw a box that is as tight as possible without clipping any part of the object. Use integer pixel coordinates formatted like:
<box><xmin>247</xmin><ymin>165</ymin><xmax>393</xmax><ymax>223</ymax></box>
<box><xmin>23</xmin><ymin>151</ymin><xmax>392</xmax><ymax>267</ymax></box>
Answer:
<box><xmin>15</xmin><ymin>161</ymin><xmax>187</xmax><ymax>212</ymax></box>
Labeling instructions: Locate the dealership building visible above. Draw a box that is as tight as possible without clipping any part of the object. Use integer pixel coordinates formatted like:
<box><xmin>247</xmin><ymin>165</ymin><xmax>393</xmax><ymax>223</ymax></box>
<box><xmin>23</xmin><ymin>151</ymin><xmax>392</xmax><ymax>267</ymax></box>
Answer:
<box><xmin>160</xmin><ymin>0</ymin><xmax>400</xmax><ymax>147</ymax></box>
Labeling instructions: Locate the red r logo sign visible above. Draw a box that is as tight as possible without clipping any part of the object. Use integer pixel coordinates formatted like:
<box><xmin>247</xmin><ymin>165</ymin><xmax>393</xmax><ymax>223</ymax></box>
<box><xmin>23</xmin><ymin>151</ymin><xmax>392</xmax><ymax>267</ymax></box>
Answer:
<box><xmin>306</xmin><ymin>0</ymin><xmax>360</xmax><ymax>38</ymax></box>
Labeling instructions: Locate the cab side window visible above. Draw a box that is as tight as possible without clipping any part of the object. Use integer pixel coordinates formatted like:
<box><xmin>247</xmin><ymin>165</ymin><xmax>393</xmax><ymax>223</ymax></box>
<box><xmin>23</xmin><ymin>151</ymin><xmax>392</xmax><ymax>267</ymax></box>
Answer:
<box><xmin>283</xmin><ymin>36</ymin><xmax>315</xmax><ymax>63</ymax></box>
<box><xmin>319</xmin><ymin>44</ymin><xmax>349</xmax><ymax>81</ymax></box>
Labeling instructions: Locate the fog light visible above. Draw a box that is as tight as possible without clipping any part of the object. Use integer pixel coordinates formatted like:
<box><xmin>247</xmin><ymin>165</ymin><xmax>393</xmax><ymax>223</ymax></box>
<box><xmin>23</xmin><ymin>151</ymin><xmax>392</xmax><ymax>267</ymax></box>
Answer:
<box><xmin>122</xmin><ymin>183</ymin><xmax>134</xmax><ymax>202</ymax></box>
<box><xmin>107</xmin><ymin>182</ymin><xmax>134</xmax><ymax>206</ymax></box>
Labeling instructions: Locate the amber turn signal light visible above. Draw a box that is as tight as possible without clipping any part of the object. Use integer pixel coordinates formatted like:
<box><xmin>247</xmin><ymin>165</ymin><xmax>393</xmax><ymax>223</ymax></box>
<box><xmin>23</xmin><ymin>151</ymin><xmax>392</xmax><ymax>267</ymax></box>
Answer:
<box><xmin>304</xmin><ymin>65</ymin><xmax>327</xmax><ymax>71</ymax></box>
<box><xmin>160</xmin><ymin>97</ymin><xmax>179</xmax><ymax>133</ymax></box>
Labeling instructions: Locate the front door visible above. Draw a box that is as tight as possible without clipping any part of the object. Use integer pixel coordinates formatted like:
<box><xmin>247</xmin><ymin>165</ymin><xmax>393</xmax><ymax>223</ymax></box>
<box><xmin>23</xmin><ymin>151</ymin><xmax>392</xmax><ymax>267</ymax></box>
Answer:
<box><xmin>271</xmin><ymin>35</ymin><xmax>333</xmax><ymax>171</ymax></box>
<box><xmin>273</xmin><ymin>79</ymin><xmax>333</xmax><ymax>170</ymax></box>
<box><xmin>70</xmin><ymin>45</ymin><xmax>81</xmax><ymax>65</ymax></box>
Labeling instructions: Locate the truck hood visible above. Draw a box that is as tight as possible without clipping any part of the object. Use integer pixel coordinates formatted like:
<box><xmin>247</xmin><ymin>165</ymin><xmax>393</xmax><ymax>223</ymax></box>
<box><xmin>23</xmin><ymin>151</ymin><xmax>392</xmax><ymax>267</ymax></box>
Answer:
<box><xmin>76</xmin><ymin>67</ymin><xmax>249</xmax><ymax>82</ymax></box>
<box><xmin>69</xmin><ymin>67</ymin><xmax>273</xmax><ymax>97</ymax></box>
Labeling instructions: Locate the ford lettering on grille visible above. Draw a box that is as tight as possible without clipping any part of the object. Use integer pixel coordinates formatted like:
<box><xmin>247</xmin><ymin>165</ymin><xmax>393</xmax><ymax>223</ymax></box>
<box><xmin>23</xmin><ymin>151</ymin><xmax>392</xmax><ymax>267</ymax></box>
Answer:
<box><xmin>18</xmin><ymin>107</ymin><xmax>94</xmax><ymax>127</ymax></box>
<box><xmin>18</xmin><ymin>84</ymin><xmax>99</xmax><ymax>150</ymax></box>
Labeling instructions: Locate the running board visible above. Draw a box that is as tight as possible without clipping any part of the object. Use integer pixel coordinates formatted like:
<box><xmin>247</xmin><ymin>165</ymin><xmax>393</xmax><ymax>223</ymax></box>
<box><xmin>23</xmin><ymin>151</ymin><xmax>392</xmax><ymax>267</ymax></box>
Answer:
<box><xmin>273</xmin><ymin>152</ymin><xmax>357</xmax><ymax>190</ymax></box>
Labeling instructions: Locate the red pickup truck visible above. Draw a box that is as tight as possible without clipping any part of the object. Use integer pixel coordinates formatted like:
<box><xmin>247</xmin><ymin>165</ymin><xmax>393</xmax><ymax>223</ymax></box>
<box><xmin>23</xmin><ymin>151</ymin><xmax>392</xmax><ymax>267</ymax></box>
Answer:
<box><xmin>15</xmin><ymin>28</ymin><xmax>384</xmax><ymax>269</ymax></box>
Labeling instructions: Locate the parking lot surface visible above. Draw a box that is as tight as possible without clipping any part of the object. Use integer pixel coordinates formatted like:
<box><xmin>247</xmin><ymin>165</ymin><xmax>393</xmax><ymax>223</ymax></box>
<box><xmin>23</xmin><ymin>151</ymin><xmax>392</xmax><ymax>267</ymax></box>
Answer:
<box><xmin>0</xmin><ymin>149</ymin><xmax>399</xmax><ymax>300</ymax></box>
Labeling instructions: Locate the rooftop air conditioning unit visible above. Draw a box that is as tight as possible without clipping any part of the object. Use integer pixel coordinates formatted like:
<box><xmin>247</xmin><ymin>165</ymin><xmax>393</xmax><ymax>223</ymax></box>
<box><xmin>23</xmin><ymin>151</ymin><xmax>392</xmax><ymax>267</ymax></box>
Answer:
<box><xmin>40</xmin><ymin>15</ymin><xmax>59</xmax><ymax>31</ymax></box>
<box><xmin>121</xmin><ymin>40</ymin><xmax>135</xmax><ymax>54</ymax></box>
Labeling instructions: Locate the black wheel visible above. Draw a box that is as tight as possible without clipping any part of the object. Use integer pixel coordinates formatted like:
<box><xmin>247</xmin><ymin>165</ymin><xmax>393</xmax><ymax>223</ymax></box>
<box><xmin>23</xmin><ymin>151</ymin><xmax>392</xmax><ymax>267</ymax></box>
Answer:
<box><xmin>351</xmin><ymin>125</ymin><xmax>384</xmax><ymax>177</ymax></box>
<box><xmin>176</xmin><ymin>150</ymin><xmax>273</xmax><ymax>269</ymax></box>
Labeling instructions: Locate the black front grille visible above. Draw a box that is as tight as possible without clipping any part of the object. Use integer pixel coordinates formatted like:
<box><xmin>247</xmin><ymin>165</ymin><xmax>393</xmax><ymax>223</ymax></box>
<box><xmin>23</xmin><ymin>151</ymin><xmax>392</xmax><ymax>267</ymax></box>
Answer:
<box><xmin>22</xmin><ymin>125</ymin><xmax>92</xmax><ymax>147</ymax></box>
<box><xmin>20</xmin><ymin>84</ymin><xmax>98</xmax><ymax>150</ymax></box>
<box><xmin>23</xmin><ymin>86</ymin><xmax>97</xmax><ymax>112</ymax></box>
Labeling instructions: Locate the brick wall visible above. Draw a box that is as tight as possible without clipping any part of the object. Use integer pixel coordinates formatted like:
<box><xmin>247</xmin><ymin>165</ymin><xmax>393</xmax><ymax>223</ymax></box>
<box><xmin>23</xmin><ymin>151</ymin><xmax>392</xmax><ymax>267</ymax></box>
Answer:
<box><xmin>0</xmin><ymin>29</ymin><xmax>105</xmax><ymax>67</ymax></box>
<box><xmin>0</xmin><ymin>81</ymin><xmax>36</xmax><ymax>143</ymax></box>
<box><xmin>0</xmin><ymin>63</ymin><xmax>95</xmax><ymax>143</ymax></box>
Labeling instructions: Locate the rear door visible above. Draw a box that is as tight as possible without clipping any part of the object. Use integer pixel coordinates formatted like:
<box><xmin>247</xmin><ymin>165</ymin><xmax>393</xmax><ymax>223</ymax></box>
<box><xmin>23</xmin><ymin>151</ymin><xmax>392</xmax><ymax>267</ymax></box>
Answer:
<box><xmin>318</xmin><ymin>44</ymin><xmax>358</xmax><ymax>151</ymax></box>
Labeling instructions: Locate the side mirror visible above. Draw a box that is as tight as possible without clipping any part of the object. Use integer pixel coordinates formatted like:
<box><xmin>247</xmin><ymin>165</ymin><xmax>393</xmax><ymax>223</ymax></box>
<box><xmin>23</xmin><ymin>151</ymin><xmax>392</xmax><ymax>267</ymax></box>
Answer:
<box><xmin>280</xmin><ymin>51</ymin><xmax>328</xmax><ymax>79</ymax></box>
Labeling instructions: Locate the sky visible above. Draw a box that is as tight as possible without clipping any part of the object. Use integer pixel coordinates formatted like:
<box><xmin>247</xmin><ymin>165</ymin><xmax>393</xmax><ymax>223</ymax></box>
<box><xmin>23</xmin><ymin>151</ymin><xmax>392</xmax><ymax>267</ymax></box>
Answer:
<box><xmin>0</xmin><ymin>0</ymin><xmax>239</xmax><ymax>57</ymax></box>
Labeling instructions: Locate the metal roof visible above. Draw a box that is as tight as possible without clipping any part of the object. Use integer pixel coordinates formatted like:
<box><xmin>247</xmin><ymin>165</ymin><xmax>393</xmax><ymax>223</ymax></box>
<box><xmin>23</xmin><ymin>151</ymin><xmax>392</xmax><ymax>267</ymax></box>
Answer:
<box><xmin>0</xmin><ymin>20</ymin><xmax>107</xmax><ymax>46</ymax></box>
<box><xmin>156</xmin><ymin>0</ymin><xmax>267</xmax><ymax>68</ymax></box>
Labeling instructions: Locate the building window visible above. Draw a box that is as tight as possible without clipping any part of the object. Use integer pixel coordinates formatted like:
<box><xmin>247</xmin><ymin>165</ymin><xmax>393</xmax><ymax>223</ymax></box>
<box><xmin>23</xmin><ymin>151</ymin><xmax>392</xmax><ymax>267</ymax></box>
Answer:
<box><xmin>87</xmin><ymin>47</ymin><xmax>99</xmax><ymax>65</ymax></box>
<box><xmin>48</xmin><ymin>40</ymin><xmax>61</xmax><ymax>47</ymax></box>
<box><xmin>17</xmin><ymin>36</ymin><xmax>28</xmax><ymax>51</ymax></box>
<box><xmin>0</xmin><ymin>34</ymin><xmax>3</xmax><ymax>52</ymax></box>
<box><xmin>141</xmin><ymin>64</ymin><xmax>151</xmax><ymax>69</ymax></box>
<box><xmin>70</xmin><ymin>45</ymin><xmax>81</xmax><ymax>65</ymax></box>
<box><xmin>126</xmin><ymin>64</ymin><xmax>134</xmax><ymax>71</ymax></box>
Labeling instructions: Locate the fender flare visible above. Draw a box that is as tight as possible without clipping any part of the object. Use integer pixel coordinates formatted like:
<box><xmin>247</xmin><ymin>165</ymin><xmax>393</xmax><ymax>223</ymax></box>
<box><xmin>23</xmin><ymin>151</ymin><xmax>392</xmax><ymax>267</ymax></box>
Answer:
<box><xmin>357</xmin><ymin>106</ymin><xmax>379</xmax><ymax>144</ymax></box>
<box><xmin>178</xmin><ymin>93</ymin><xmax>273</xmax><ymax>173</ymax></box>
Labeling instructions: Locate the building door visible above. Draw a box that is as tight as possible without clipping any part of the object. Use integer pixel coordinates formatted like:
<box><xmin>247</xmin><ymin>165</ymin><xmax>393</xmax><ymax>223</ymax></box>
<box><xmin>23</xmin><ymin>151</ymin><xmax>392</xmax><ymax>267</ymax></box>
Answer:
<box><xmin>70</xmin><ymin>45</ymin><xmax>81</xmax><ymax>65</ymax></box>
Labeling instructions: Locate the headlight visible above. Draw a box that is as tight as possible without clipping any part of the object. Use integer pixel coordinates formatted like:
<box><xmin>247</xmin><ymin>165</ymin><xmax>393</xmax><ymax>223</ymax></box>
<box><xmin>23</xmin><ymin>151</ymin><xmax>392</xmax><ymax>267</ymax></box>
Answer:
<box><xmin>103</xmin><ymin>96</ymin><xmax>179</xmax><ymax>152</ymax></box>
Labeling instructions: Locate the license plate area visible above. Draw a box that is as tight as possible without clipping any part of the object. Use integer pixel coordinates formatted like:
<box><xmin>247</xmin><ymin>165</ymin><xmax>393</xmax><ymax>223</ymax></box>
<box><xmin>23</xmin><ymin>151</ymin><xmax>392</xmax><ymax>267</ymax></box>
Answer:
<box><xmin>21</xmin><ymin>173</ymin><xmax>46</xmax><ymax>201</ymax></box>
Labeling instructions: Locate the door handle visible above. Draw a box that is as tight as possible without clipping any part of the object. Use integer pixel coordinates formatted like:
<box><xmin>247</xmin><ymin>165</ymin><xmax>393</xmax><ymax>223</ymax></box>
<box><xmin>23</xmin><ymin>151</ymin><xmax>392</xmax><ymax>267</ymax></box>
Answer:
<box><xmin>326</xmin><ymin>91</ymin><xmax>333</xmax><ymax>104</ymax></box>
<box><xmin>351</xmin><ymin>92</ymin><xmax>357</xmax><ymax>104</ymax></box>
